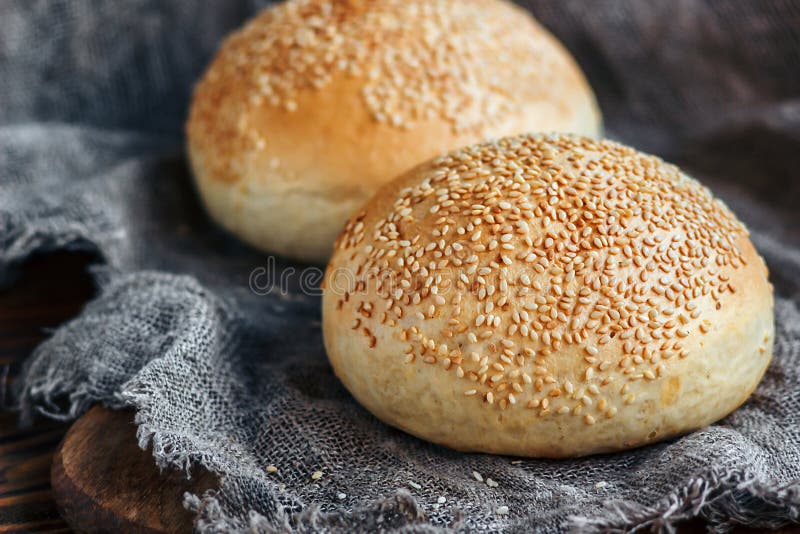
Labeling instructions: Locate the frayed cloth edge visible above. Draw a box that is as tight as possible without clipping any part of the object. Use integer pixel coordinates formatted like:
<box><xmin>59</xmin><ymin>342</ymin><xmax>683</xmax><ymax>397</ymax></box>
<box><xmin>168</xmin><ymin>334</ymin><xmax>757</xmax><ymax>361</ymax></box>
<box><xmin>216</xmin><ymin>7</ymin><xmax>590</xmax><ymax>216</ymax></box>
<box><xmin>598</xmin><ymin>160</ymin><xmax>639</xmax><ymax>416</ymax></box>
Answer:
<box><xmin>566</xmin><ymin>468</ymin><xmax>800</xmax><ymax>533</ymax></box>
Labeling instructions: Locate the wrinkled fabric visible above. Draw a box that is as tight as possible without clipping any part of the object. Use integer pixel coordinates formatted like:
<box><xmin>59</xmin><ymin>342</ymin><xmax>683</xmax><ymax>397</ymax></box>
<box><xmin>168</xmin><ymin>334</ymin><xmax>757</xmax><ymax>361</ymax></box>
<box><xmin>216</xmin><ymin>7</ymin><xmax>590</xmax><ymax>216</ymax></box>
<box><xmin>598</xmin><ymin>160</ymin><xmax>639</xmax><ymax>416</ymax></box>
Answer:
<box><xmin>2</xmin><ymin>1</ymin><xmax>799</xmax><ymax>532</ymax></box>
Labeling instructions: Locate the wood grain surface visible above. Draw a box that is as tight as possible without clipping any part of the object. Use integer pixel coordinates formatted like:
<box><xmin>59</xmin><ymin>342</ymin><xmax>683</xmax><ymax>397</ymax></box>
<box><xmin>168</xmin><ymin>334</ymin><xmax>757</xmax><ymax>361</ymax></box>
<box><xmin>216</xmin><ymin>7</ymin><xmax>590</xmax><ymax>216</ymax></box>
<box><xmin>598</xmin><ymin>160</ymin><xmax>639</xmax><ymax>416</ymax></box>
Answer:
<box><xmin>51</xmin><ymin>406</ymin><xmax>216</xmax><ymax>534</ymax></box>
<box><xmin>1</xmin><ymin>252</ymin><xmax>96</xmax><ymax>533</ymax></box>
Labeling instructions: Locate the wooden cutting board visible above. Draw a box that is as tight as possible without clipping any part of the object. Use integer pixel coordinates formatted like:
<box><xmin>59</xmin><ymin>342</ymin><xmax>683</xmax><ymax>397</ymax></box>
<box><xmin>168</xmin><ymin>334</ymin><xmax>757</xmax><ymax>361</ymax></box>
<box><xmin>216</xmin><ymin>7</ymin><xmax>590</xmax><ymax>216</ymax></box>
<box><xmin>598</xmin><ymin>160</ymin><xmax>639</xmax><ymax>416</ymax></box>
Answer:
<box><xmin>50</xmin><ymin>406</ymin><xmax>216</xmax><ymax>533</ymax></box>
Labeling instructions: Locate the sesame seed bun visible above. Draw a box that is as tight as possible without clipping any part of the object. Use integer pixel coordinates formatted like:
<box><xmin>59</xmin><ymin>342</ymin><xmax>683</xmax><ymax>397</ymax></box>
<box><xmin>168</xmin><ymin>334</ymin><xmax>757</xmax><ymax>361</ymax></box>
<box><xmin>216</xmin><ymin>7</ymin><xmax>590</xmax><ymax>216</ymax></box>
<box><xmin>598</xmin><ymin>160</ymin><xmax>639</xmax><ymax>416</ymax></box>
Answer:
<box><xmin>186</xmin><ymin>0</ymin><xmax>601</xmax><ymax>263</ymax></box>
<box><xmin>322</xmin><ymin>133</ymin><xmax>774</xmax><ymax>458</ymax></box>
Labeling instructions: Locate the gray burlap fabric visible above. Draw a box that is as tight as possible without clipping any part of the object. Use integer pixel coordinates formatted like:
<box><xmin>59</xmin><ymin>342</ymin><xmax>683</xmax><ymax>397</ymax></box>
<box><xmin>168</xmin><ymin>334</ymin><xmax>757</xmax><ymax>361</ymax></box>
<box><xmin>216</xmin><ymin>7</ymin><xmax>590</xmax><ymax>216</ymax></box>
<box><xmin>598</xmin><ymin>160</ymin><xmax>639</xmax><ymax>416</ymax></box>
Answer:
<box><xmin>2</xmin><ymin>1</ymin><xmax>800</xmax><ymax>532</ymax></box>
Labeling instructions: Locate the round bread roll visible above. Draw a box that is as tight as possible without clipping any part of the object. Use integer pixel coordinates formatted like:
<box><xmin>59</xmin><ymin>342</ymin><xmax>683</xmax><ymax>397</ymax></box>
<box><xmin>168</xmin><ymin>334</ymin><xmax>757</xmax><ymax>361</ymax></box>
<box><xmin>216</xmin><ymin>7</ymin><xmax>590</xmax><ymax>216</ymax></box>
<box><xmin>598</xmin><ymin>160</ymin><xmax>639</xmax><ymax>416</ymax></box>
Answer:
<box><xmin>322</xmin><ymin>133</ymin><xmax>774</xmax><ymax>458</ymax></box>
<box><xmin>186</xmin><ymin>0</ymin><xmax>601</xmax><ymax>263</ymax></box>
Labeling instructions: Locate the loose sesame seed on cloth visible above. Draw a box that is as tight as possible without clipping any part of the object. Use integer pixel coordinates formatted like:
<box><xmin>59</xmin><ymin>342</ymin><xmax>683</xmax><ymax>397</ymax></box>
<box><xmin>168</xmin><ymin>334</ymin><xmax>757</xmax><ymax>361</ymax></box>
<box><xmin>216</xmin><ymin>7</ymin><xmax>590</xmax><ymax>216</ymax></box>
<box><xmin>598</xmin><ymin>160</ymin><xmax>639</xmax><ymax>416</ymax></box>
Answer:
<box><xmin>2</xmin><ymin>1</ymin><xmax>800</xmax><ymax>533</ymax></box>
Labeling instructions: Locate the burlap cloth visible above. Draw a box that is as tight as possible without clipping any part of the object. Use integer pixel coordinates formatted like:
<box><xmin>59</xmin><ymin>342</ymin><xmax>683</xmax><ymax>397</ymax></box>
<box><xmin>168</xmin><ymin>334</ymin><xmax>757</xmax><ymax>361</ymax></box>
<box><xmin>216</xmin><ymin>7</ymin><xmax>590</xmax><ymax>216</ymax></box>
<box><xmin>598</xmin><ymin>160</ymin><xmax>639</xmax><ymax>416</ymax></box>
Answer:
<box><xmin>2</xmin><ymin>1</ymin><xmax>799</xmax><ymax>532</ymax></box>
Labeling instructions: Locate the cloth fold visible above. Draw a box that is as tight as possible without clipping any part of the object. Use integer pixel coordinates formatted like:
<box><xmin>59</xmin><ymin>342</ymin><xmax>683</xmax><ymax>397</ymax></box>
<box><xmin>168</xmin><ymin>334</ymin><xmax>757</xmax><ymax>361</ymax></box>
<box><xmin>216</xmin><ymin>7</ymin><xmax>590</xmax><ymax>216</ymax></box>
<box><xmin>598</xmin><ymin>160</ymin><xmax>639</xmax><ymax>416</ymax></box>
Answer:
<box><xmin>2</xmin><ymin>0</ymin><xmax>799</xmax><ymax>531</ymax></box>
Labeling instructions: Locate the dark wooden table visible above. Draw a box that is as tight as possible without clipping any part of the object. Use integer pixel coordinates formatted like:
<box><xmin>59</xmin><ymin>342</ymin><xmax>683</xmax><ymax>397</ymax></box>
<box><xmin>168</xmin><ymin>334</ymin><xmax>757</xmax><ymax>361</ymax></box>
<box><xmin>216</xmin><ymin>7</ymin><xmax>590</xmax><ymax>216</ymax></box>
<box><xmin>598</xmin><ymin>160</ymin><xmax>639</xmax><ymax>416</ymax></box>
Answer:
<box><xmin>0</xmin><ymin>252</ymin><xmax>96</xmax><ymax>533</ymax></box>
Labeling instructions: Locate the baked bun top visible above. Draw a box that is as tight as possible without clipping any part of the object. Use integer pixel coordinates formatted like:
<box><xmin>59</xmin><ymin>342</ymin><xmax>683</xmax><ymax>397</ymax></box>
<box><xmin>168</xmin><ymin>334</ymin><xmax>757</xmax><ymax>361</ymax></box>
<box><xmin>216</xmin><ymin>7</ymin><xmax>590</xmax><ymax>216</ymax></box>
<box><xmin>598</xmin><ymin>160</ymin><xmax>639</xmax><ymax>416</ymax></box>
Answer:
<box><xmin>187</xmin><ymin>0</ymin><xmax>601</xmax><ymax>189</ymax></box>
<box><xmin>328</xmin><ymin>133</ymin><xmax>770</xmax><ymax>419</ymax></box>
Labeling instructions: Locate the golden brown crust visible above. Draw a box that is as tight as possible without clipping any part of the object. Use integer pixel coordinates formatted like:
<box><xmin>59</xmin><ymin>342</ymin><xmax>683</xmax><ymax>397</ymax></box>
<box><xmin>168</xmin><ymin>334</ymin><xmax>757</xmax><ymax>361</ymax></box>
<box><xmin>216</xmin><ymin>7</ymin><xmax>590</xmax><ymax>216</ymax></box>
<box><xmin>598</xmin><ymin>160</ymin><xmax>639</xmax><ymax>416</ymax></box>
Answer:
<box><xmin>322</xmin><ymin>133</ymin><xmax>774</xmax><ymax>457</ymax></box>
<box><xmin>186</xmin><ymin>0</ymin><xmax>601</xmax><ymax>263</ymax></box>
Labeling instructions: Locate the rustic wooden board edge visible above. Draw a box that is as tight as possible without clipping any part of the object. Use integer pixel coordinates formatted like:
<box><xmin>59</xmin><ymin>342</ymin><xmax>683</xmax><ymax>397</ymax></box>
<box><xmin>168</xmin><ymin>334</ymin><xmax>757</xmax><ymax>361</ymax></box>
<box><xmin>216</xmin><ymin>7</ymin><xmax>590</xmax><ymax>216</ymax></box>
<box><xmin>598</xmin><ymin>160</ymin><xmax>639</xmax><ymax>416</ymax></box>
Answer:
<box><xmin>51</xmin><ymin>444</ymin><xmax>161</xmax><ymax>534</ymax></box>
<box><xmin>50</xmin><ymin>406</ymin><xmax>216</xmax><ymax>534</ymax></box>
